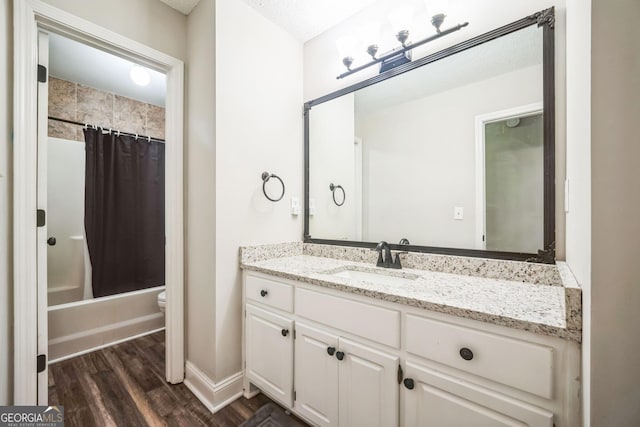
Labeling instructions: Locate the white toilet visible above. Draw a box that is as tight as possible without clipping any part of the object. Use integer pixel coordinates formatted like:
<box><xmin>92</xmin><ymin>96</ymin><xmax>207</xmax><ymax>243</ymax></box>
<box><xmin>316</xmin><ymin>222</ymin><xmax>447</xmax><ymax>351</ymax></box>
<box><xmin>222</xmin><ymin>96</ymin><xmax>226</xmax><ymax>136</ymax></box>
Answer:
<box><xmin>158</xmin><ymin>291</ymin><xmax>166</xmax><ymax>313</ymax></box>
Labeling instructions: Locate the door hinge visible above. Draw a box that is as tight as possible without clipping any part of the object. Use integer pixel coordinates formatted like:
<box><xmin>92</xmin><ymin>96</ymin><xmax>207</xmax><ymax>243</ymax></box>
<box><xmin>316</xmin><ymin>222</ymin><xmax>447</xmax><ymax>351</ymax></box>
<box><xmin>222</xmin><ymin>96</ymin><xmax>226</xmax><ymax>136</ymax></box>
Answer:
<box><xmin>37</xmin><ymin>354</ymin><xmax>46</xmax><ymax>373</ymax></box>
<box><xmin>397</xmin><ymin>364</ymin><xmax>403</xmax><ymax>384</ymax></box>
<box><xmin>37</xmin><ymin>65</ymin><xmax>47</xmax><ymax>83</ymax></box>
<box><xmin>293</xmin><ymin>391</ymin><xmax>296</xmax><ymax>401</ymax></box>
<box><xmin>37</xmin><ymin>209</ymin><xmax>45</xmax><ymax>227</ymax></box>
<box><xmin>482</xmin><ymin>234</ymin><xmax>485</xmax><ymax>242</ymax></box>
<box><xmin>293</xmin><ymin>329</ymin><xmax>296</xmax><ymax>339</ymax></box>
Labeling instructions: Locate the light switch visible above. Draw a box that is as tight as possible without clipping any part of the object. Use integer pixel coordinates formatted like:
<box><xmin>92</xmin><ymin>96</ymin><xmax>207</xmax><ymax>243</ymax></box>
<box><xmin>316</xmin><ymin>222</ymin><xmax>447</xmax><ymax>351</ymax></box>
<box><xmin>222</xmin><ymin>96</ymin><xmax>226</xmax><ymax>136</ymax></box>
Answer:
<box><xmin>291</xmin><ymin>197</ymin><xmax>301</xmax><ymax>216</ymax></box>
<box><xmin>454</xmin><ymin>207</ymin><xmax>464</xmax><ymax>220</ymax></box>
<box><xmin>309</xmin><ymin>198</ymin><xmax>316</xmax><ymax>216</ymax></box>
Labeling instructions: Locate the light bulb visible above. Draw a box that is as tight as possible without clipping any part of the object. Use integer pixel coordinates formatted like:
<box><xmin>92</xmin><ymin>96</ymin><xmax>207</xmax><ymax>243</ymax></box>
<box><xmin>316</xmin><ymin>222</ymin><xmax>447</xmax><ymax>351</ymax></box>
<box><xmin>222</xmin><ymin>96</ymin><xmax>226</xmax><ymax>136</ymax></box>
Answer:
<box><xmin>425</xmin><ymin>0</ymin><xmax>449</xmax><ymax>16</ymax></box>
<box><xmin>130</xmin><ymin>66</ymin><xmax>151</xmax><ymax>86</ymax></box>
<box><xmin>358</xmin><ymin>21</ymin><xmax>381</xmax><ymax>45</ymax></box>
<box><xmin>358</xmin><ymin>22</ymin><xmax>382</xmax><ymax>59</ymax></box>
<box><xmin>388</xmin><ymin>7</ymin><xmax>414</xmax><ymax>34</ymax></box>
<box><xmin>336</xmin><ymin>36</ymin><xmax>358</xmax><ymax>59</ymax></box>
<box><xmin>425</xmin><ymin>0</ymin><xmax>449</xmax><ymax>32</ymax></box>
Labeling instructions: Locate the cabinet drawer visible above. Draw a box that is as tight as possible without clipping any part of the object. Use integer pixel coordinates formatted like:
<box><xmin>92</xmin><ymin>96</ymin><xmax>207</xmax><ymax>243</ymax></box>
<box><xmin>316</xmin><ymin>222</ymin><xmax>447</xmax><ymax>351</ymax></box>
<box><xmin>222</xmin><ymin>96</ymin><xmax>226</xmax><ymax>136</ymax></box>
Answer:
<box><xmin>246</xmin><ymin>273</ymin><xmax>294</xmax><ymax>313</ymax></box>
<box><xmin>296</xmin><ymin>287</ymin><xmax>400</xmax><ymax>348</ymax></box>
<box><xmin>406</xmin><ymin>314</ymin><xmax>553</xmax><ymax>399</ymax></box>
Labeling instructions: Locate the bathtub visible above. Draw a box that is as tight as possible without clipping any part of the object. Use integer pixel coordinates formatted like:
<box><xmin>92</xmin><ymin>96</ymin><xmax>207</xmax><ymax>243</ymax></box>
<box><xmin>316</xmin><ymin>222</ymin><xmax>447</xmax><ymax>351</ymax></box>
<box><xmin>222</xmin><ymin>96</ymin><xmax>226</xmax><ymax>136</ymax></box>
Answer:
<box><xmin>48</xmin><ymin>286</ymin><xmax>165</xmax><ymax>362</ymax></box>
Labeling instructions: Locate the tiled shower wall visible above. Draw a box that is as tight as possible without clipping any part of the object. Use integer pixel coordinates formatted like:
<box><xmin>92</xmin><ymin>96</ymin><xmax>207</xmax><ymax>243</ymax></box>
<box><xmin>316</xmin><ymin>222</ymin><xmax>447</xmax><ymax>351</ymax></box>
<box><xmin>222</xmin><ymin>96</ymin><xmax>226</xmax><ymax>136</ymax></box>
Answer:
<box><xmin>48</xmin><ymin>76</ymin><xmax>165</xmax><ymax>142</ymax></box>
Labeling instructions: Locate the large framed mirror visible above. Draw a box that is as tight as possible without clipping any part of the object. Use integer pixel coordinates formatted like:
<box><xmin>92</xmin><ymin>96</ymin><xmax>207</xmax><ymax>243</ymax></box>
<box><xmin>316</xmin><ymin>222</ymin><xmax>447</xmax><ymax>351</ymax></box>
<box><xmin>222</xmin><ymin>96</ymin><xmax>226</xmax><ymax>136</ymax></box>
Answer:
<box><xmin>304</xmin><ymin>8</ymin><xmax>556</xmax><ymax>263</ymax></box>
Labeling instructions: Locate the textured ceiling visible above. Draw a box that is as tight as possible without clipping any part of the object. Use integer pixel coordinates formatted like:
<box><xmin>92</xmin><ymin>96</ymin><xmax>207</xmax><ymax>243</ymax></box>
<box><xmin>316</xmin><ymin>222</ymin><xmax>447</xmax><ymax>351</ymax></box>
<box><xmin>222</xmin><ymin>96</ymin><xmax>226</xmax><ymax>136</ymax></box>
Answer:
<box><xmin>239</xmin><ymin>0</ymin><xmax>378</xmax><ymax>42</ymax></box>
<box><xmin>158</xmin><ymin>0</ymin><xmax>201</xmax><ymax>15</ymax></box>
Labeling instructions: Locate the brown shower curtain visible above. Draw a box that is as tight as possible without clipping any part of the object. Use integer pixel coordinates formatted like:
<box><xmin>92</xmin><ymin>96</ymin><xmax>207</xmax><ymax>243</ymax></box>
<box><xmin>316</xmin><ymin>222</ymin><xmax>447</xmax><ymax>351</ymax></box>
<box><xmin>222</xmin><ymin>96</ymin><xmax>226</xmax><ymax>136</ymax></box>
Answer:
<box><xmin>83</xmin><ymin>128</ymin><xmax>165</xmax><ymax>298</ymax></box>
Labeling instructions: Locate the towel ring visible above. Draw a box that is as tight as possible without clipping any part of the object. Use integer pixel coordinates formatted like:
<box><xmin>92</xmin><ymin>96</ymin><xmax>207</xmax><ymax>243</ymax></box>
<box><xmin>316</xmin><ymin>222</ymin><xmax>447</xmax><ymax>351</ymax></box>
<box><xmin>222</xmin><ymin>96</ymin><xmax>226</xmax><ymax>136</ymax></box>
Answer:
<box><xmin>262</xmin><ymin>172</ymin><xmax>285</xmax><ymax>202</ymax></box>
<box><xmin>329</xmin><ymin>183</ymin><xmax>345</xmax><ymax>206</ymax></box>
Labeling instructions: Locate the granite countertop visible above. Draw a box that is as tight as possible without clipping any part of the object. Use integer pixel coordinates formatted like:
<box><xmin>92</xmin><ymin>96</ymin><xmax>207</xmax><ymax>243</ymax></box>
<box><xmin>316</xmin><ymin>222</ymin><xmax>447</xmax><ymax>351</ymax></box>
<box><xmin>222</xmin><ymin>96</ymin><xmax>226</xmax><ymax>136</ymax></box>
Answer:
<box><xmin>240</xmin><ymin>248</ymin><xmax>581</xmax><ymax>343</ymax></box>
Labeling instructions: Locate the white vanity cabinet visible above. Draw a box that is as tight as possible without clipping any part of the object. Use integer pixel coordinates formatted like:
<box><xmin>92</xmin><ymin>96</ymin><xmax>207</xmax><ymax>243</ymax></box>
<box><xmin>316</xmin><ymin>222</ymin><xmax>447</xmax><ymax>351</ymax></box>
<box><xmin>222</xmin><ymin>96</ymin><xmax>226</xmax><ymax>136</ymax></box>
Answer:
<box><xmin>244</xmin><ymin>274</ymin><xmax>296</xmax><ymax>407</ymax></box>
<box><xmin>242</xmin><ymin>271</ymin><xmax>580</xmax><ymax>427</ymax></box>
<box><xmin>245</xmin><ymin>303</ymin><xmax>294</xmax><ymax>407</ymax></box>
<box><xmin>294</xmin><ymin>322</ymin><xmax>399</xmax><ymax>427</ymax></box>
<box><xmin>402</xmin><ymin>360</ymin><xmax>553</xmax><ymax>427</ymax></box>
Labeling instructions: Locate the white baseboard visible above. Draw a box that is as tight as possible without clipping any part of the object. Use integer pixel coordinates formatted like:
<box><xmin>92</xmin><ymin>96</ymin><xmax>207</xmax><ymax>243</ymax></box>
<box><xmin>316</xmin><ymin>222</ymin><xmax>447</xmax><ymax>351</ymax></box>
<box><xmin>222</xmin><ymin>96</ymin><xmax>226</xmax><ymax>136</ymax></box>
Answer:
<box><xmin>184</xmin><ymin>361</ymin><xmax>243</xmax><ymax>413</ymax></box>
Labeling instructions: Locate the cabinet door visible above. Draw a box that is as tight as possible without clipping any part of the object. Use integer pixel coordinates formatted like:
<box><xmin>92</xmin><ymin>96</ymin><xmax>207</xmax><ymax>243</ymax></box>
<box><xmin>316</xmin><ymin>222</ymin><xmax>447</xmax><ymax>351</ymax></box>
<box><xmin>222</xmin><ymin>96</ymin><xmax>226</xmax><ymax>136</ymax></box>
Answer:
<box><xmin>295</xmin><ymin>323</ymin><xmax>339</xmax><ymax>427</ymax></box>
<box><xmin>338</xmin><ymin>337</ymin><xmax>399</xmax><ymax>427</ymax></box>
<box><xmin>245</xmin><ymin>304</ymin><xmax>294</xmax><ymax>407</ymax></box>
<box><xmin>403</xmin><ymin>361</ymin><xmax>553</xmax><ymax>427</ymax></box>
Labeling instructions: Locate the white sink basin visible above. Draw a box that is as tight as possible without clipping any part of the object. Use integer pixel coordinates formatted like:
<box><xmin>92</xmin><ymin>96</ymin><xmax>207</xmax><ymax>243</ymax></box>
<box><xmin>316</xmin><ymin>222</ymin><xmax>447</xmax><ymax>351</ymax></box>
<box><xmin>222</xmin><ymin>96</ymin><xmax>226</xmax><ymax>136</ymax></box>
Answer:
<box><xmin>324</xmin><ymin>267</ymin><xmax>418</xmax><ymax>286</ymax></box>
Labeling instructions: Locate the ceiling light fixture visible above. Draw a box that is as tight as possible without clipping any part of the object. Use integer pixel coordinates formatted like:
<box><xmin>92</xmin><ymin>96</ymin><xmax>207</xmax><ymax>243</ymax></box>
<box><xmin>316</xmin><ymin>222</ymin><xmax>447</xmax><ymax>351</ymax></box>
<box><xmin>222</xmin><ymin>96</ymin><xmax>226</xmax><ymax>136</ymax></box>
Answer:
<box><xmin>336</xmin><ymin>3</ymin><xmax>468</xmax><ymax>79</ymax></box>
<box><xmin>130</xmin><ymin>65</ymin><xmax>151</xmax><ymax>86</ymax></box>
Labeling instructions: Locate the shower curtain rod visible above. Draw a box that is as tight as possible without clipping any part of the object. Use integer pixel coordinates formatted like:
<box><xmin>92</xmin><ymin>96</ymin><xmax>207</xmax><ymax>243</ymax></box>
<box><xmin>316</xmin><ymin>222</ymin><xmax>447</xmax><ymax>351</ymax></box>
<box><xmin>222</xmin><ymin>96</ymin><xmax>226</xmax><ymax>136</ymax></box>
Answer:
<box><xmin>48</xmin><ymin>116</ymin><xmax>166</xmax><ymax>143</ymax></box>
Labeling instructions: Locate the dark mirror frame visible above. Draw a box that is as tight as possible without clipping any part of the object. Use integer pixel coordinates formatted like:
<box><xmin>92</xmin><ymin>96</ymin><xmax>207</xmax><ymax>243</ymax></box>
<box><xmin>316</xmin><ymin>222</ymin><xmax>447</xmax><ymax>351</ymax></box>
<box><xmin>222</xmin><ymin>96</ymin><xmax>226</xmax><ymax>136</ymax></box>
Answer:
<box><xmin>303</xmin><ymin>8</ymin><xmax>556</xmax><ymax>264</ymax></box>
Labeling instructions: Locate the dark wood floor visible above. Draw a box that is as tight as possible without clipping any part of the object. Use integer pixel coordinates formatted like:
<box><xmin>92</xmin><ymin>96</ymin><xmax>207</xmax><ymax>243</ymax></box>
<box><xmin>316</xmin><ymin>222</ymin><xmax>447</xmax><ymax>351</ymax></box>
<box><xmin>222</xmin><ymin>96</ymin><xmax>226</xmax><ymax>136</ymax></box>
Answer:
<box><xmin>48</xmin><ymin>331</ymin><xmax>276</xmax><ymax>426</ymax></box>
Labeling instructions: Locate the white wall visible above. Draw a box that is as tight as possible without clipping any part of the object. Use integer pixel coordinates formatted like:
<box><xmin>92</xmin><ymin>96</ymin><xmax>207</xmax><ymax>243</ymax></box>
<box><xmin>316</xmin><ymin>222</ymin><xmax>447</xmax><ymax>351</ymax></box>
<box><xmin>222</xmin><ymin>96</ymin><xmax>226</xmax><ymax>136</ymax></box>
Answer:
<box><xmin>358</xmin><ymin>66</ymin><xmax>542</xmax><ymax>249</ymax></box>
<box><xmin>185</xmin><ymin>0</ymin><xmax>217</xmax><ymax>384</ymax></box>
<box><xmin>0</xmin><ymin>0</ymin><xmax>12</xmax><ymax>406</ymax></box>
<box><xmin>303</xmin><ymin>0</ymin><xmax>567</xmax><ymax>258</ymax></box>
<box><xmin>309</xmin><ymin>93</ymin><xmax>357</xmax><ymax>240</ymax></box>
<box><xmin>590</xmin><ymin>0</ymin><xmax>640</xmax><ymax>424</ymax></box>
<box><xmin>564</xmin><ymin>0</ymin><xmax>591</xmax><ymax>423</ymax></box>
<box><xmin>214</xmin><ymin>0</ymin><xmax>303</xmax><ymax>382</ymax></box>
<box><xmin>41</xmin><ymin>0</ymin><xmax>187</xmax><ymax>61</ymax></box>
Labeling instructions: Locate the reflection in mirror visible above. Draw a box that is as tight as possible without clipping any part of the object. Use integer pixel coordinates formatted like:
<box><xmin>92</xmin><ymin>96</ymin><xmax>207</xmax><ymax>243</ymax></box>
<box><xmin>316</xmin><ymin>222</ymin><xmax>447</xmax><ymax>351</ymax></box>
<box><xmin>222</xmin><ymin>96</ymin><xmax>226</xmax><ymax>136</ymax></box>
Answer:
<box><xmin>308</xmin><ymin>22</ymin><xmax>549</xmax><ymax>255</ymax></box>
<box><xmin>46</xmin><ymin>32</ymin><xmax>167</xmax><ymax>306</ymax></box>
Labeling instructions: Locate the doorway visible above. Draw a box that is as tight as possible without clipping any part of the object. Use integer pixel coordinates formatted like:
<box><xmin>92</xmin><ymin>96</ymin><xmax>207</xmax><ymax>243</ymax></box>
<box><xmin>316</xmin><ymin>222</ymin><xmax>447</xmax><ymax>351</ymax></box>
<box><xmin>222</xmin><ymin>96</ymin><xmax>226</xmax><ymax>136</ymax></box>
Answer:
<box><xmin>14</xmin><ymin>1</ymin><xmax>184</xmax><ymax>404</ymax></box>
<box><xmin>475</xmin><ymin>103</ymin><xmax>544</xmax><ymax>253</ymax></box>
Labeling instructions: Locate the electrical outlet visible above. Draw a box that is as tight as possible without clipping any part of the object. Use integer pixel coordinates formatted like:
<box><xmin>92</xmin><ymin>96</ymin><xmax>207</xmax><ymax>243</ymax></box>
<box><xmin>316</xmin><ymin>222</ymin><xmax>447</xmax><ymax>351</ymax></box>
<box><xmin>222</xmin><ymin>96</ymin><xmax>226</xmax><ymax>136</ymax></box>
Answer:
<box><xmin>309</xmin><ymin>198</ymin><xmax>316</xmax><ymax>216</ymax></box>
<box><xmin>454</xmin><ymin>207</ymin><xmax>464</xmax><ymax>220</ymax></box>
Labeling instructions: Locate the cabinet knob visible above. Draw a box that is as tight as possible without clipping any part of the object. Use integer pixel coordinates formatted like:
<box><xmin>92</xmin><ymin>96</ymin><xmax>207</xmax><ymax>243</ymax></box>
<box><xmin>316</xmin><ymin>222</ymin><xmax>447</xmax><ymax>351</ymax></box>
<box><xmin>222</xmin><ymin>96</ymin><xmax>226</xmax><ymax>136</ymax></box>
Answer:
<box><xmin>281</xmin><ymin>329</ymin><xmax>289</xmax><ymax>337</ymax></box>
<box><xmin>403</xmin><ymin>378</ymin><xmax>415</xmax><ymax>390</ymax></box>
<box><xmin>459</xmin><ymin>347</ymin><xmax>474</xmax><ymax>361</ymax></box>
<box><xmin>327</xmin><ymin>346</ymin><xmax>336</xmax><ymax>356</ymax></box>
<box><xmin>335</xmin><ymin>351</ymin><xmax>345</xmax><ymax>361</ymax></box>
<box><xmin>260</xmin><ymin>289</ymin><xmax>268</xmax><ymax>297</ymax></box>
<box><xmin>47</xmin><ymin>237</ymin><xmax>57</xmax><ymax>246</ymax></box>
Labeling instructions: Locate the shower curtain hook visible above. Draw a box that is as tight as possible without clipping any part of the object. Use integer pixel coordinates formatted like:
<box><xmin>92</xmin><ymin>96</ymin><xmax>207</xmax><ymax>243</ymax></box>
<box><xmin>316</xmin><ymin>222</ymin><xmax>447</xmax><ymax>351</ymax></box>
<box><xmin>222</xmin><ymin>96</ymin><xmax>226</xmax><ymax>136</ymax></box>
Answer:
<box><xmin>135</xmin><ymin>133</ymin><xmax>138</xmax><ymax>140</ymax></box>
<box><xmin>117</xmin><ymin>130</ymin><xmax>121</xmax><ymax>136</ymax></box>
<box><xmin>147</xmin><ymin>135</ymin><xmax>151</xmax><ymax>143</ymax></box>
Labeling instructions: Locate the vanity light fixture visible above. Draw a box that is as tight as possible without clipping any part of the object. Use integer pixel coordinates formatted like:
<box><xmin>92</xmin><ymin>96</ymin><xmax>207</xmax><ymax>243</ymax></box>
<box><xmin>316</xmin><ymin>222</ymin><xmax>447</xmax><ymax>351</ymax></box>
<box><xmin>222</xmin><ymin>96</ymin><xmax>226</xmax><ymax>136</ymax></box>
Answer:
<box><xmin>427</xmin><ymin>0</ymin><xmax>450</xmax><ymax>33</ymax></box>
<box><xmin>336</xmin><ymin>3</ymin><xmax>468</xmax><ymax>79</ymax></box>
<box><xmin>130</xmin><ymin>65</ymin><xmax>151</xmax><ymax>86</ymax></box>
<box><xmin>359</xmin><ymin>22</ymin><xmax>382</xmax><ymax>60</ymax></box>
<box><xmin>336</xmin><ymin>36</ymin><xmax>359</xmax><ymax>71</ymax></box>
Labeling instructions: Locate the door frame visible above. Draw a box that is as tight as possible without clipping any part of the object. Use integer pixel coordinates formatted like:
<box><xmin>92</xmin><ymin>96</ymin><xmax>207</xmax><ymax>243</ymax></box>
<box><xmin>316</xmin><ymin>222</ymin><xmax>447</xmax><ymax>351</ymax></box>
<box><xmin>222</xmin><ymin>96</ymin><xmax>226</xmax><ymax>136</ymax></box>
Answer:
<box><xmin>14</xmin><ymin>0</ymin><xmax>185</xmax><ymax>403</ymax></box>
<box><xmin>474</xmin><ymin>102</ymin><xmax>543</xmax><ymax>250</ymax></box>
<box><xmin>353</xmin><ymin>136</ymin><xmax>363</xmax><ymax>241</ymax></box>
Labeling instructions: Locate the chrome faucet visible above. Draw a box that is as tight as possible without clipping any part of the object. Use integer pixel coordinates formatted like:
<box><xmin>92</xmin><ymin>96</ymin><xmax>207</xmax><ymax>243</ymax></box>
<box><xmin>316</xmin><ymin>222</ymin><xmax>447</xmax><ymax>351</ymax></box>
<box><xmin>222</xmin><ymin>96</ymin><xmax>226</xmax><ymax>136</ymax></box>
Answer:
<box><xmin>374</xmin><ymin>241</ymin><xmax>406</xmax><ymax>269</ymax></box>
